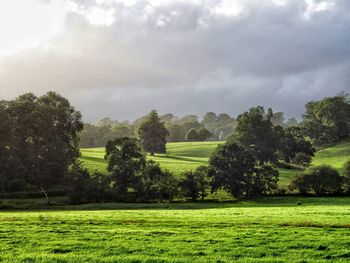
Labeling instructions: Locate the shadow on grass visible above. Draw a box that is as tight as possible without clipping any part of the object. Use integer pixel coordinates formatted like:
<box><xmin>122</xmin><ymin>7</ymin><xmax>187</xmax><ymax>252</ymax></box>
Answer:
<box><xmin>80</xmin><ymin>156</ymin><xmax>107</xmax><ymax>164</ymax></box>
<box><xmin>1</xmin><ymin>196</ymin><xmax>349</xmax><ymax>212</ymax></box>
<box><xmin>153</xmin><ymin>155</ymin><xmax>207</xmax><ymax>164</ymax></box>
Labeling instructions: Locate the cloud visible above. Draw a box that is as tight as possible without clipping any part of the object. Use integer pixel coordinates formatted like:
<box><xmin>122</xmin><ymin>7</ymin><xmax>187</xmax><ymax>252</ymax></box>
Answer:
<box><xmin>0</xmin><ymin>0</ymin><xmax>349</xmax><ymax>121</ymax></box>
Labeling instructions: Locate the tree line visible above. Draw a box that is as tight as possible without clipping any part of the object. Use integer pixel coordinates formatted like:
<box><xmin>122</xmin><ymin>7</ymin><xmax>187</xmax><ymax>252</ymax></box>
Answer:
<box><xmin>1</xmin><ymin>92</ymin><xmax>350</xmax><ymax>203</ymax></box>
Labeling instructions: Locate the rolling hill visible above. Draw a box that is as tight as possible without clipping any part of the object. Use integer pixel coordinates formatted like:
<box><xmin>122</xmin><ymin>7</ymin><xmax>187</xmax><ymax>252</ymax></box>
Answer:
<box><xmin>80</xmin><ymin>141</ymin><xmax>350</xmax><ymax>186</ymax></box>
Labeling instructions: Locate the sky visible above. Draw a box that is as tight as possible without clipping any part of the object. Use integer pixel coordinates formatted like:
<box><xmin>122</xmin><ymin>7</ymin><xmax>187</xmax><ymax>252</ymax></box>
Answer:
<box><xmin>0</xmin><ymin>0</ymin><xmax>349</xmax><ymax>122</ymax></box>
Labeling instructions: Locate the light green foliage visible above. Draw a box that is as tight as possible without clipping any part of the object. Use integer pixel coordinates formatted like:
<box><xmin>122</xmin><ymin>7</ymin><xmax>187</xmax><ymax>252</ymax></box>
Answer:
<box><xmin>0</xmin><ymin>197</ymin><xmax>349</xmax><ymax>262</ymax></box>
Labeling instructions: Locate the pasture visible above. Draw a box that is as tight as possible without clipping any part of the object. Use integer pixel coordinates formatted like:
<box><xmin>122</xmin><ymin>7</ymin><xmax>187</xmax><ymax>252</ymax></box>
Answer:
<box><xmin>0</xmin><ymin>197</ymin><xmax>349</xmax><ymax>262</ymax></box>
<box><xmin>80</xmin><ymin>141</ymin><xmax>350</xmax><ymax>187</ymax></box>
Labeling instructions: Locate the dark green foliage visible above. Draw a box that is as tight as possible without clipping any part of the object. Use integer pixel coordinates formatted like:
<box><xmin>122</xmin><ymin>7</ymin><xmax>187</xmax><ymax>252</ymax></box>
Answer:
<box><xmin>0</xmin><ymin>92</ymin><xmax>83</xmax><ymax>193</ymax></box>
<box><xmin>105</xmin><ymin>137</ymin><xmax>146</xmax><ymax>199</ymax></box>
<box><xmin>277</xmin><ymin>126</ymin><xmax>315</xmax><ymax>164</ymax></box>
<box><xmin>135</xmin><ymin>161</ymin><xmax>178</xmax><ymax>202</ymax></box>
<box><xmin>137</xmin><ymin>110</ymin><xmax>169</xmax><ymax>154</ymax></box>
<box><xmin>232</xmin><ymin>106</ymin><xmax>279</xmax><ymax>164</ymax></box>
<box><xmin>197</xmin><ymin>127</ymin><xmax>213</xmax><ymax>141</ymax></box>
<box><xmin>104</xmin><ymin>138</ymin><xmax>178</xmax><ymax>202</ymax></box>
<box><xmin>289</xmin><ymin>165</ymin><xmax>343</xmax><ymax>195</ymax></box>
<box><xmin>289</xmin><ymin>173</ymin><xmax>312</xmax><ymax>194</ymax></box>
<box><xmin>167</xmin><ymin>124</ymin><xmax>186</xmax><ymax>142</ymax></box>
<box><xmin>179</xmin><ymin>166</ymin><xmax>209</xmax><ymax>201</ymax></box>
<box><xmin>301</xmin><ymin>96</ymin><xmax>350</xmax><ymax>146</ymax></box>
<box><xmin>67</xmin><ymin>163</ymin><xmax>105</xmax><ymax>204</ymax></box>
<box><xmin>292</xmin><ymin>152</ymin><xmax>313</xmax><ymax>167</ymax></box>
<box><xmin>186</xmin><ymin>128</ymin><xmax>199</xmax><ymax>141</ymax></box>
<box><xmin>208</xmin><ymin>142</ymin><xmax>279</xmax><ymax>198</ymax></box>
<box><xmin>308</xmin><ymin>165</ymin><xmax>343</xmax><ymax>195</ymax></box>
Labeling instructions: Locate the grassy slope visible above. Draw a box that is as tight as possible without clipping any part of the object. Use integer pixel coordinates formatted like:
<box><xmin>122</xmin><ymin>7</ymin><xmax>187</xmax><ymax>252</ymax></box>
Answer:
<box><xmin>80</xmin><ymin>141</ymin><xmax>224</xmax><ymax>176</ymax></box>
<box><xmin>0</xmin><ymin>197</ymin><xmax>349</xmax><ymax>262</ymax></box>
<box><xmin>80</xmin><ymin>141</ymin><xmax>350</xmax><ymax>186</ymax></box>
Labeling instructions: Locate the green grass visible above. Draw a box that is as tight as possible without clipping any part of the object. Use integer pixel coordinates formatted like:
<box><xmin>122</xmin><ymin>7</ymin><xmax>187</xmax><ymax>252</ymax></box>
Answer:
<box><xmin>80</xmin><ymin>141</ymin><xmax>350</xmax><ymax>187</ymax></box>
<box><xmin>80</xmin><ymin>141</ymin><xmax>224</xmax><ymax>176</ymax></box>
<box><xmin>0</xmin><ymin>197</ymin><xmax>349</xmax><ymax>262</ymax></box>
<box><xmin>312</xmin><ymin>141</ymin><xmax>350</xmax><ymax>173</ymax></box>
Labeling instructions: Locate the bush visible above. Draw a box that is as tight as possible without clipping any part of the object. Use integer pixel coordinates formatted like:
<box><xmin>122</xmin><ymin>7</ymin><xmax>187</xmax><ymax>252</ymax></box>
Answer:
<box><xmin>67</xmin><ymin>163</ymin><xmax>105</xmax><ymax>204</ymax></box>
<box><xmin>308</xmin><ymin>165</ymin><xmax>343</xmax><ymax>195</ymax></box>
<box><xmin>135</xmin><ymin>161</ymin><xmax>178</xmax><ymax>202</ymax></box>
<box><xmin>289</xmin><ymin>165</ymin><xmax>343</xmax><ymax>195</ymax></box>
<box><xmin>292</xmin><ymin>152</ymin><xmax>312</xmax><ymax>167</ymax></box>
<box><xmin>179</xmin><ymin>166</ymin><xmax>209</xmax><ymax>201</ymax></box>
<box><xmin>289</xmin><ymin>173</ymin><xmax>311</xmax><ymax>194</ymax></box>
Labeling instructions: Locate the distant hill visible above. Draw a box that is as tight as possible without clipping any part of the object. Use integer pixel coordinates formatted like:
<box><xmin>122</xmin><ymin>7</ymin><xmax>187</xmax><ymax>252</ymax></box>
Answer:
<box><xmin>80</xmin><ymin>141</ymin><xmax>350</xmax><ymax>187</ymax></box>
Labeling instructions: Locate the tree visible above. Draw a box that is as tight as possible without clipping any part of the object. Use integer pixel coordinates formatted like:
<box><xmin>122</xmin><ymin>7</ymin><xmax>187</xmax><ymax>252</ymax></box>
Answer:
<box><xmin>179</xmin><ymin>166</ymin><xmax>209</xmax><ymax>201</ymax></box>
<box><xmin>105</xmin><ymin>137</ymin><xmax>146</xmax><ymax>199</ymax></box>
<box><xmin>301</xmin><ymin>96</ymin><xmax>350</xmax><ymax>145</ymax></box>
<box><xmin>5</xmin><ymin>92</ymin><xmax>83</xmax><ymax>192</ymax></box>
<box><xmin>186</xmin><ymin>128</ymin><xmax>199</xmax><ymax>141</ymax></box>
<box><xmin>292</xmin><ymin>152</ymin><xmax>313</xmax><ymax>167</ymax></box>
<box><xmin>277</xmin><ymin>126</ymin><xmax>315</xmax><ymax>164</ymax></box>
<box><xmin>202</xmin><ymin>112</ymin><xmax>217</xmax><ymax>126</ymax></box>
<box><xmin>67</xmin><ymin>162</ymin><xmax>105</xmax><ymax>204</ymax></box>
<box><xmin>270</xmin><ymin>112</ymin><xmax>286</xmax><ymax>127</ymax></box>
<box><xmin>289</xmin><ymin>165</ymin><xmax>343</xmax><ymax>195</ymax></box>
<box><xmin>135</xmin><ymin>161</ymin><xmax>178</xmax><ymax>202</ymax></box>
<box><xmin>137</xmin><ymin>110</ymin><xmax>169</xmax><ymax>155</ymax></box>
<box><xmin>197</xmin><ymin>127</ymin><xmax>213</xmax><ymax>141</ymax></box>
<box><xmin>208</xmin><ymin>142</ymin><xmax>279</xmax><ymax>198</ymax></box>
<box><xmin>232</xmin><ymin>106</ymin><xmax>279</xmax><ymax>164</ymax></box>
<box><xmin>167</xmin><ymin>124</ymin><xmax>186</xmax><ymax>142</ymax></box>
<box><xmin>288</xmin><ymin>173</ymin><xmax>311</xmax><ymax>194</ymax></box>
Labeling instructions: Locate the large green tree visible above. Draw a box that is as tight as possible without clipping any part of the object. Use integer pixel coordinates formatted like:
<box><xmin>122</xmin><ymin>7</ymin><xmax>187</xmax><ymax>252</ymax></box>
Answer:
<box><xmin>3</xmin><ymin>92</ymin><xmax>83</xmax><ymax>192</ymax></box>
<box><xmin>105</xmin><ymin>137</ymin><xmax>146</xmax><ymax>199</ymax></box>
<box><xmin>208</xmin><ymin>142</ymin><xmax>279</xmax><ymax>198</ymax></box>
<box><xmin>301</xmin><ymin>96</ymin><xmax>350</xmax><ymax>145</ymax></box>
<box><xmin>137</xmin><ymin>110</ymin><xmax>169</xmax><ymax>155</ymax></box>
<box><xmin>232</xmin><ymin>106</ymin><xmax>279</xmax><ymax>164</ymax></box>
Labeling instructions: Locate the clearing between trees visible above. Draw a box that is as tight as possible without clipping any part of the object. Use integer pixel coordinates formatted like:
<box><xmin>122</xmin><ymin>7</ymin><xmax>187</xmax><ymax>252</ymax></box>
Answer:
<box><xmin>80</xmin><ymin>140</ymin><xmax>350</xmax><ymax>187</ymax></box>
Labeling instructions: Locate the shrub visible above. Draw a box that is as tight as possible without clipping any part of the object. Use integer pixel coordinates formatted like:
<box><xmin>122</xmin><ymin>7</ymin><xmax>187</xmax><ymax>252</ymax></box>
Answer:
<box><xmin>135</xmin><ymin>161</ymin><xmax>178</xmax><ymax>202</ymax></box>
<box><xmin>179</xmin><ymin>166</ymin><xmax>209</xmax><ymax>201</ymax></box>
<box><xmin>308</xmin><ymin>165</ymin><xmax>343</xmax><ymax>195</ymax></box>
<box><xmin>67</xmin><ymin>162</ymin><xmax>104</xmax><ymax>204</ymax></box>
<box><xmin>292</xmin><ymin>152</ymin><xmax>312</xmax><ymax>167</ymax></box>
<box><xmin>289</xmin><ymin>173</ymin><xmax>311</xmax><ymax>194</ymax></box>
<box><xmin>289</xmin><ymin>165</ymin><xmax>343</xmax><ymax>195</ymax></box>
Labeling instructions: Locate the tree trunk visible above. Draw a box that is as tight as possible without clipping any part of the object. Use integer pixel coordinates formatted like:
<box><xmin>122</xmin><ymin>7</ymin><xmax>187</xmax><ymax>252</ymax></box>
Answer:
<box><xmin>40</xmin><ymin>187</ymin><xmax>51</xmax><ymax>206</ymax></box>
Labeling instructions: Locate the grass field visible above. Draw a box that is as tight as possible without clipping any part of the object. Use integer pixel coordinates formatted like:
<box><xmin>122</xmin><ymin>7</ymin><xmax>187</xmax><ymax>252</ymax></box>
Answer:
<box><xmin>0</xmin><ymin>197</ymin><xmax>349</xmax><ymax>262</ymax></box>
<box><xmin>80</xmin><ymin>141</ymin><xmax>350</xmax><ymax>187</ymax></box>
<box><xmin>80</xmin><ymin>141</ymin><xmax>224</xmax><ymax>176</ymax></box>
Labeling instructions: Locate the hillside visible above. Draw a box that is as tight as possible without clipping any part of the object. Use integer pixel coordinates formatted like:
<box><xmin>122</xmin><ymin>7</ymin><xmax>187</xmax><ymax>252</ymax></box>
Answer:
<box><xmin>80</xmin><ymin>141</ymin><xmax>350</xmax><ymax>186</ymax></box>
<box><xmin>80</xmin><ymin>141</ymin><xmax>224</xmax><ymax>176</ymax></box>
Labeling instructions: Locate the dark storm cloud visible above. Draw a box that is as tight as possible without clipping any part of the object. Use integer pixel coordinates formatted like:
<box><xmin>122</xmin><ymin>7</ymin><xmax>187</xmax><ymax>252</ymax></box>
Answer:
<box><xmin>0</xmin><ymin>0</ymin><xmax>349</xmax><ymax>122</ymax></box>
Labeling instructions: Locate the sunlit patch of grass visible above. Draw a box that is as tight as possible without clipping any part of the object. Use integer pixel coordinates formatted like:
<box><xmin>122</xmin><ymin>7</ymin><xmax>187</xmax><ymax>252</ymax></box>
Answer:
<box><xmin>80</xmin><ymin>141</ymin><xmax>350</xmax><ymax>187</ymax></box>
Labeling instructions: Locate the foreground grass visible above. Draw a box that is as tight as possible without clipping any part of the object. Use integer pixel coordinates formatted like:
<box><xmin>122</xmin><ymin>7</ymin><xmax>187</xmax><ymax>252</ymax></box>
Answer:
<box><xmin>0</xmin><ymin>197</ymin><xmax>349</xmax><ymax>262</ymax></box>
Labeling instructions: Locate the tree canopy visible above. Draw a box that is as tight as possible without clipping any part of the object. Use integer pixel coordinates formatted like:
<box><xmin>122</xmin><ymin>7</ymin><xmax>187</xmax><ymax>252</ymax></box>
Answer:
<box><xmin>137</xmin><ymin>110</ymin><xmax>169</xmax><ymax>155</ymax></box>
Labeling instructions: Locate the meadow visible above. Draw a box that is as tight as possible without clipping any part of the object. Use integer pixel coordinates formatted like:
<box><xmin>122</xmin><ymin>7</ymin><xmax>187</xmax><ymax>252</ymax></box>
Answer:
<box><xmin>0</xmin><ymin>197</ymin><xmax>349</xmax><ymax>262</ymax></box>
<box><xmin>80</xmin><ymin>141</ymin><xmax>350</xmax><ymax>187</ymax></box>
<box><xmin>1</xmin><ymin>141</ymin><xmax>349</xmax><ymax>262</ymax></box>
